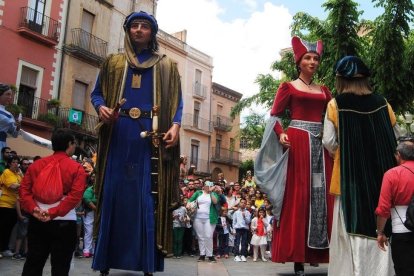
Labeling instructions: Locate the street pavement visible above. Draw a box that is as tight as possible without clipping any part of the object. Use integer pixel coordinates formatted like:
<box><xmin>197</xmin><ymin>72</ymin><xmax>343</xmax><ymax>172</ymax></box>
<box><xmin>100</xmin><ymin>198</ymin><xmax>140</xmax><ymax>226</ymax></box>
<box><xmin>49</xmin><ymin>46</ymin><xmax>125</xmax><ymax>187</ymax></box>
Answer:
<box><xmin>0</xmin><ymin>255</ymin><xmax>328</xmax><ymax>276</ymax></box>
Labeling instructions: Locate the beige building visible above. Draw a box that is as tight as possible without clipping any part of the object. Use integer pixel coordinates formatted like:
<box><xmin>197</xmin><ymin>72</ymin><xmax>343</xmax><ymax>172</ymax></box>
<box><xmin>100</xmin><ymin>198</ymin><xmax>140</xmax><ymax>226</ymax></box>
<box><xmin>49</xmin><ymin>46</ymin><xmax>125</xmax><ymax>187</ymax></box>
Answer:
<box><xmin>210</xmin><ymin>83</ymin><xmax>242</xmax><ymax>182</ymax></box>
<box><xmin>54</xmin><ymin>0</ymin><xmax>243</xmax><ymax>178</ymax></box>
<box><xmin>57</xmin><ymin>0</ymin><xmax>153</xmax><ymax>154</ymax></box>
<box><xmin>157</xmin><ymin>29</ymin><xmax>214</xmax><ymax>176</ymax></box>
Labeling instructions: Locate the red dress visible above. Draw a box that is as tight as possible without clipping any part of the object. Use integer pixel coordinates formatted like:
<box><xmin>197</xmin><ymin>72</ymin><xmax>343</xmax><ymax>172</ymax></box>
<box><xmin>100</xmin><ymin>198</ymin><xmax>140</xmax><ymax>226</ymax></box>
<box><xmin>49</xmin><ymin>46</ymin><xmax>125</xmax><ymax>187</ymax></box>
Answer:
<box><xmin>270</xmin><ymin>82</ymin><xmax>334</xmax><ymax>263</ymax></box>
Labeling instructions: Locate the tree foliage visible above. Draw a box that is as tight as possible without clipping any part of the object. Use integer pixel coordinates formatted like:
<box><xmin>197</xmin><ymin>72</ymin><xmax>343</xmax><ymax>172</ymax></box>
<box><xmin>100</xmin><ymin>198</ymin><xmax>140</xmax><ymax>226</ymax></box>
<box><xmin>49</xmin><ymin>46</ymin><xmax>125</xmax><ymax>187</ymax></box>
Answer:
<box><xmin>239</xmin><ymin>112</ymin><xmax>266</xmax><ymax>149</ymax></box>
<box><xmin>370</xmin><ymin>0</ymin><xmax>414</xmax><ymax>112</ymax></box>
<box><xmin>231</xmin><ymin>0</ymin><xmax>414</xmax><ymax>118</ymax></box>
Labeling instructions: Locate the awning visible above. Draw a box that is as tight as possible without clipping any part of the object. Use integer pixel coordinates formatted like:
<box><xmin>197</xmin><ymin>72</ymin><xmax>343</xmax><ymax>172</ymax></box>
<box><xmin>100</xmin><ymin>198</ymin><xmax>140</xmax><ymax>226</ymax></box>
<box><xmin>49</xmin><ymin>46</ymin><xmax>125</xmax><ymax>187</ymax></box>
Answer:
<box><xmin>7</xmin><ymin>130</ymin><xmax>53</xmax><ymax>158</ymax></box>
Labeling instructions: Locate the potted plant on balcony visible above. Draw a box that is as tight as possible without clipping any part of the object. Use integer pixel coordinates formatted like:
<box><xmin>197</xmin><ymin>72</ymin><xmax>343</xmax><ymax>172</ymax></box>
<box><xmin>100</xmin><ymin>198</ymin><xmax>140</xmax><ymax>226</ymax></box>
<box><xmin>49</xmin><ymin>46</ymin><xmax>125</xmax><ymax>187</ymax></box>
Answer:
<box><xmin>37</xmin><ymin>113</ymin><xmax>63</xmax><ymax>128</ymax></box>
<box><xmin>47</xmin><ymin>98</ymin><xmax>61</xmax><ymax>108</ymax></box>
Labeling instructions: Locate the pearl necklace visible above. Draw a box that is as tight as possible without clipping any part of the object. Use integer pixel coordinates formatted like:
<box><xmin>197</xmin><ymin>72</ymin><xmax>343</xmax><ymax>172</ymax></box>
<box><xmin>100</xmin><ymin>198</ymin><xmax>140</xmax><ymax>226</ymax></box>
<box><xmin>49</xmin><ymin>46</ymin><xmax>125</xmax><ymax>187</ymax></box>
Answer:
<box><xmin>298</xmin><ymin>77</ymin><xmax>313</xmax><ymax>90</ymax></box>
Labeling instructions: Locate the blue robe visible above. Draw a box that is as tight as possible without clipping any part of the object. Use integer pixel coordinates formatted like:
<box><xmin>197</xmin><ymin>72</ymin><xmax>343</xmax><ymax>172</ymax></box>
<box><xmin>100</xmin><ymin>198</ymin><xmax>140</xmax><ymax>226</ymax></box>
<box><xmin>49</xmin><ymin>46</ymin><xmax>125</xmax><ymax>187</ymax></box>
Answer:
<box><xmin>90</xmin><ymin>50</ymin><xmax>183</xmax><ymax>272</ymax></box>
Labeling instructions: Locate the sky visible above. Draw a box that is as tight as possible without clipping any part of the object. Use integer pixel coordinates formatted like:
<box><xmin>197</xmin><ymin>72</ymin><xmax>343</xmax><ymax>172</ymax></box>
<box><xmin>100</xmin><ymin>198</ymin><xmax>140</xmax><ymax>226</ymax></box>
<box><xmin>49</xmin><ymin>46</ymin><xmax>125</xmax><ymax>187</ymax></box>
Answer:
<box><xmin>156</xmin><ymin>0</ymin><xmax>382</xmax><ymax>117</ymax></box>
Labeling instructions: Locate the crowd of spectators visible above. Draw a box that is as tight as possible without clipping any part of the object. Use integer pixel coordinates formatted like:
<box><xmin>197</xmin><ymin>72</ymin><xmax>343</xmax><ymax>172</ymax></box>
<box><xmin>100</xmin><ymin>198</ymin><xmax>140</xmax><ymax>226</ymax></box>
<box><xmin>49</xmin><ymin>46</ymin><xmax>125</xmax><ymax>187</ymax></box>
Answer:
<box><xmin>175</xmin><ymin>156</ymin><xmax>274</xmax><ymax>263</ymax></box>
<box><xmin>0</xmin><ymin>148</ymin><xmax>272</xmax><ymax>267</ymax></box>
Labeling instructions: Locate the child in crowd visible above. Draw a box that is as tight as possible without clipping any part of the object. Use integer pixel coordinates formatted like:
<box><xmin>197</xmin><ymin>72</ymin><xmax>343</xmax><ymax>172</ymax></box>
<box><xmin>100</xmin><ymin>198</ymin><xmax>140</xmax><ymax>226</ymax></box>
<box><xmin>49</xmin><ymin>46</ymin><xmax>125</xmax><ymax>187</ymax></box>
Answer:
<box><xmin>12</xmin><ymin>200</ymin><xmax>28</xmax><ymax>260</ymax></box>
<box><xmin>246</xmin><ymin>200</ymin><xmax>256</xmax><ymax>216</ymax></box>
<box><xmin>216</xmin><ymin>208</ymin><xmax>231</xmax><ymax>259</ymax></box>
<box><xmin>182</xmin><ymin>198</ymin><xmax>195</xmax><ymax>256</ymax></box>
<box><xmin>74</xmin><ymin>203</ymin><xmax>85</xmax><ymax>258</ymax></box>
<box><xmin>250</xmin><ymin>208</ymin><xmax>268</xmax><ymax>262</ymax></box>
<box><xmin>265</xmin><ymin>205</ymin><xmax>274</xmax><ymax>258</ymax></box>
<box><xmin>254</xmin><ymin>190</ymin><xmax>264</xmax><ymax>209</ymax></box>
<box><xmin>232</xmin><ymin>198</ymin><xmax>251</xmax><ymax>262</ymax></box>
<box><xmin>172</xmin><ymin>200</ymin><xmax>187</xmax><ymax>258</ymax></box>
<box><xmin>82</xmin><ymin>184</ymin><xmax>97</xmax><ymax>258</ymax></box>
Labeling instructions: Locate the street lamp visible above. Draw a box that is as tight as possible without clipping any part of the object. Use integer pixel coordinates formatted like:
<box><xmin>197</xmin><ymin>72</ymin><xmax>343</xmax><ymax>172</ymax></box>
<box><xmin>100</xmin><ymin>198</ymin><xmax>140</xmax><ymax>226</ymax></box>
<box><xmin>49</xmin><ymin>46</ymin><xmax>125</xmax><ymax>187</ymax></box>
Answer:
<box><xmin>398</xmin><ymin>112</ymin><xmax>414</xmax><ymax>137</ymax></box>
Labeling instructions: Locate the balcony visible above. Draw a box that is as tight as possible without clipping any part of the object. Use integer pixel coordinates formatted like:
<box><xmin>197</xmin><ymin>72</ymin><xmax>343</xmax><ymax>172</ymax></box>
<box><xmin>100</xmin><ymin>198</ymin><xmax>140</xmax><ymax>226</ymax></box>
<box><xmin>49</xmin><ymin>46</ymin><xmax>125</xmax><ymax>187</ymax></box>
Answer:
<box><xmin>14</xmin><ymin>93</ymin><xmax>99</xmax><ymax>137</ymax></box>
<box><xmin>181</xmin><ymin>113</ymin><xmax>212</xmax><ymax>135</ymax></box>
<box><xmin>211</xmin><ymin>147</ymin><xmax>241</xmax><ymax>166</ymax></box>
<box><xmin>193</xmin><ymin>82</ymin><xmax>207</xmax><ymax>100</ymax></box>
<box><xmin>17</xmin><ymin>6</ymin><xmax>60</xmax><ymax>46</ymax></box>
<box><xmin>64</xmin><ymin>28</ymin><xmax>108</xmax><ymax>65</ymax></box>
<box><xmin>213</xmin><ymin>115</ymin><xmax>232</xmax><ymax>132</ymax></box>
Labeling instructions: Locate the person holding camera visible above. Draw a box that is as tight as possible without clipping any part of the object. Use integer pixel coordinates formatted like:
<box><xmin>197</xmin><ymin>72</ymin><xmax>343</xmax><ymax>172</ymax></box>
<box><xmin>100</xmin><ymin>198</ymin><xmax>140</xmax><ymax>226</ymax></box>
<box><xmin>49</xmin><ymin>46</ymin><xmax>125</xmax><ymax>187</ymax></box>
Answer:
<box><xmin>187</xmin><ymin>181</ymin><xmax>219</xmax><ymax>263</ymax></box>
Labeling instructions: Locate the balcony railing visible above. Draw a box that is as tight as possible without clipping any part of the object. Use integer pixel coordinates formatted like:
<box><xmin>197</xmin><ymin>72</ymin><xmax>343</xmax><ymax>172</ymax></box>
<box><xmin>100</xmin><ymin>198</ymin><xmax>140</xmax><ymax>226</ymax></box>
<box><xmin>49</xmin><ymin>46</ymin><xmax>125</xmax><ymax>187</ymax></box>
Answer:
<box><xmin>181</xmin><ymin>113</ymin><xmax>212</xmax><ymax>133</ymax></box>
<box><xmin>66</xmin><ymin>28</ymin><xmax>108</xmax><ymax>64</ymax></box>
<box><xmin>18</xmin><ymin>6</ymin><xmax>60</xmax><ymax>45</ymax></box>
<box><xmin>193</xmin><ymin>82</ymin><xmax>207</xmax><ymax>100</ymax></box>
<box><xmin>213</xmin><ymin>115</ymin><xmax>232</xmax><ymax>132</ymax></box>
<box><xmin>15</xmin><ymin>93</ymin><xmax>99</xmax><ymax>136</ymax></box>
<box><xmin>211</xmin><ymin>147</ymin><xmax>241</xmax><ymax>165</ymax></box>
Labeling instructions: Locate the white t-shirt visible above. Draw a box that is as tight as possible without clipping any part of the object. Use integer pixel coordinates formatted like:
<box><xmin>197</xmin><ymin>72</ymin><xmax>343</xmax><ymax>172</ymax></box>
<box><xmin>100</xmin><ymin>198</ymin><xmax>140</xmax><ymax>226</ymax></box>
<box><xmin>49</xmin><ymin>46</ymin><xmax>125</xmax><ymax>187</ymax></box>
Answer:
<box><xmin>195</xmin><ymin>193</ymin><xmax>211</xmax><ymax>219</ymax></box>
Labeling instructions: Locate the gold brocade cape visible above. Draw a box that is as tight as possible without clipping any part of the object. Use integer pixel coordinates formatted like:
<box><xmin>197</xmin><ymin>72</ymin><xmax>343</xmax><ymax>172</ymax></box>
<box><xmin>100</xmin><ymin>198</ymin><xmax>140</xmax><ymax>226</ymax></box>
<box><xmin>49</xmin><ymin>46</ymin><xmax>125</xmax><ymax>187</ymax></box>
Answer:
<box><xmin>93</xmin><ymin>52</ymin><xmax>181</xmax><ymax>255</ymax></box>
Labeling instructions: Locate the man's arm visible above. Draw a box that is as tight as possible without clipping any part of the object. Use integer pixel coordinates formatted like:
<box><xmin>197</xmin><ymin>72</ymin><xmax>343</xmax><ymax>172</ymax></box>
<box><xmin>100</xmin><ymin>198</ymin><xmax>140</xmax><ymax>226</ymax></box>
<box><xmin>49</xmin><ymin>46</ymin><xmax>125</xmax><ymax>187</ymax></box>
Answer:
<box><xmin>19</xmin><ymin>168</ymin><xmax>38</xmax><ymax>215</ymax></box>
<box><xmin>376</xmin><ymin>216</ymin><xmax>388</xmax><ymax>251</ymax></box>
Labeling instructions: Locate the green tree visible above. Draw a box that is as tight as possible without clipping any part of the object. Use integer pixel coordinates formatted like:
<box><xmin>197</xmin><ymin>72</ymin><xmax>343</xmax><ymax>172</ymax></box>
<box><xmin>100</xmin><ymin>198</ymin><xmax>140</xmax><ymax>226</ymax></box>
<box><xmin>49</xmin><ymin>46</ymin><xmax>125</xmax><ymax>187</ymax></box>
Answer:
<box><xmin>239</xmin><ymin>112</ymin><xmax>266</xmax><ymax>149</ymax></box>
<box><xmin>370</xmin><ymin>0</ymin><xmax>414</xmax><ymax>113</ymax></box>
<box><xmin>231</xmin><ymin>0</ymin><xmax>366</xmax><ymax>116</ymax></box>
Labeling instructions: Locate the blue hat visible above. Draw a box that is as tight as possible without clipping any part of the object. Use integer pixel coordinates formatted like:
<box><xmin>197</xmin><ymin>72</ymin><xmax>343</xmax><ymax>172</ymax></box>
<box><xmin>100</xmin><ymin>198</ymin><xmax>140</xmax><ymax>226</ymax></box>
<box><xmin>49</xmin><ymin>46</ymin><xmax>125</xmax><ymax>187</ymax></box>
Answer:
<box><xmin>123</xmin><ymin>11</ymin><xmax>158</xmax><ymax>34</ymax></box>
<box><xmin>335</xmin><ymin>56</ymin><xmax>370</xmax><ymax>78</ymax></box>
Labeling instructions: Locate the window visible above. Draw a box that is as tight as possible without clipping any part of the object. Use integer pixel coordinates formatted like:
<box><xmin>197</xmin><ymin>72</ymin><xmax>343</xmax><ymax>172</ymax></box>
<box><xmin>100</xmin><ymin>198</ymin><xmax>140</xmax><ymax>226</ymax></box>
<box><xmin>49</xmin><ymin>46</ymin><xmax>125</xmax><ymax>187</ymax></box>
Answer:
<box><xmin>28</xmin><ymin>0</ymin><xmax>46</xmax><ymax>31</ymax></box>
<box><xmin>193</xmin><ymin>101</ymin><xmax>200</xmax><ymax>128</ymax></box>
<box><xmin>216</xmin><ymin>103</ymin><xmax>223</xmax><ymax>126</ymax></box>
<box><xmin>215</xmin><ymin>134</ymin><xmax>222</xmax><ymax>158</ymax></box>
<box><xmin>190</xmin><ymin>140</ymin><xmax>199</xmax><ymax>168</ymax></box>
<box><xmin>72</xmin><ymin>81</ymin><xmax>88</xmax><ymax>111</ymax></box>
<box><xmin>18</xmin><ymin>66</ymin><xmax>38</xmax><ymax>118</ymax></box>
<box><xmin>240</xmin><ymin>137</ymin><xmax>249</xmax><ymax>149</ymax></box>
<box><xmin>80</xmin><ymin>10</ymin><xmax>94</xmax><ymax>51</ymax></box>
<box><xmin>230</xmin><ymin>138</ymin><xmax>235</xmax><ymax>151</ymax></box>
<box><xmin>81</xmin><ymin>10</ymin><xmax>94</xmax><ymax>33</ymax></box>
<box><xmin>195</xmin><ymin>69</ymin><xmax>202</xmax><ymax>92</ymax></box>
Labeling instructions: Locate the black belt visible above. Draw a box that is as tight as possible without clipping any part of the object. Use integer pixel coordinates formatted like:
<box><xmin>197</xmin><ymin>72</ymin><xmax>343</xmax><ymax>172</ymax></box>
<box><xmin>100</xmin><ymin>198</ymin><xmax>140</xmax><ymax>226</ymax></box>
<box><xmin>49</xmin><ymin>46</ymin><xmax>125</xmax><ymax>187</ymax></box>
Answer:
<box><xmin>119</xmin><ymin>108</ymin><xmax>152</xmax><ymax>119</ymax></box>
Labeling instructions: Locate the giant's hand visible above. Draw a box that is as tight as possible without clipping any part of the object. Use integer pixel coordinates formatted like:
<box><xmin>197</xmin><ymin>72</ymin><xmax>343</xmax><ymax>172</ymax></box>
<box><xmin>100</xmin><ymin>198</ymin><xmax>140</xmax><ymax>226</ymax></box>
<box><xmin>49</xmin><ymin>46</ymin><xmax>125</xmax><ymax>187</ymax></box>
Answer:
<box><xmin>279</xmin><ymin>133</ymin><xmax>291</xmax><ymax>148</ymax></box>
<box><xmin>99</xmin><ymin>106</ymin><xmax>118</xmax><ymax>124</ymax></box>
<box><xmin>163</xmin><ymin>123</ymin><xmax>180</xmax><ymax>148</ymax></box>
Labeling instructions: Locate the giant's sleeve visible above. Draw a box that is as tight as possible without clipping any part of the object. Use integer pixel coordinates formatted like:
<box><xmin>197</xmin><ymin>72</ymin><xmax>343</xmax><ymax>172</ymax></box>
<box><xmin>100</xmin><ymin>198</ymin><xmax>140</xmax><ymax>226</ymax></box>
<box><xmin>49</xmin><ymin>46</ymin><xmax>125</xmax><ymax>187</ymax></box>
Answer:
<box><xmin>270</xmin><ymin>82</ymin><xmax>290</xmax><ymax>136</ymax></box>
<box><xmin>0</xmin><ymin>112</ymin><xmax>18</xmax><ymax>137</ymax></box>
<box><xmin>90</xmin><ymin>75</ymin><xmax>106</xmax><ymax>114</ymax></box>
<box><xmin>172</xmin><ymin>65</ymin><xmax>183</xmax><ymax>125</ymax></box>
<box><xmin>322</xmin><ymin>99</ymin><xmax>338</xmax><ymax>156</ymax></box>
<box><xmin>172</xmin><ymin>96</ymin><xmax>183</xmax><ymax>125</ymax></box>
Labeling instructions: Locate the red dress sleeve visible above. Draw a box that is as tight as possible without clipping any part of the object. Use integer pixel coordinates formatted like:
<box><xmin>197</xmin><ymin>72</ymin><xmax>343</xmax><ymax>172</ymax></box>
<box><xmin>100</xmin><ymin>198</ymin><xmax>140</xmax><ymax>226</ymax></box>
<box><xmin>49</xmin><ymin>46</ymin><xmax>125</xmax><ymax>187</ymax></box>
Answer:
<box><xmin>321</xmin><ymin>85</ymin><xmax>332</xmax><ymax>103</ymax></box>
<box><xmin>270</xmin><ymin>82</ymin><xmax>291</xmax><ymax>135</ymax></box>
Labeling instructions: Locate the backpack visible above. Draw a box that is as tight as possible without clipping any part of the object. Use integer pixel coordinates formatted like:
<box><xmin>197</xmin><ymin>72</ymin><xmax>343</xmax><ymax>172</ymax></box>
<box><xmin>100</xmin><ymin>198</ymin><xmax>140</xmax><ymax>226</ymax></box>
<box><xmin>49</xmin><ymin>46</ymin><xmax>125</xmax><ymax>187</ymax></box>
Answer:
<box><xmin>404</xmin><ymin>195</ymin><xmax>414</xmax><ymax>231</ymax></box>
<box><xmin>32</xmin><ymin>156</ymin><xmax>66</xmax><ymax>204</ymax></box>
<box><xmin>394</xmin><ymin>165</ymin><xmax>414</xmax><ymax>232</ymax></box>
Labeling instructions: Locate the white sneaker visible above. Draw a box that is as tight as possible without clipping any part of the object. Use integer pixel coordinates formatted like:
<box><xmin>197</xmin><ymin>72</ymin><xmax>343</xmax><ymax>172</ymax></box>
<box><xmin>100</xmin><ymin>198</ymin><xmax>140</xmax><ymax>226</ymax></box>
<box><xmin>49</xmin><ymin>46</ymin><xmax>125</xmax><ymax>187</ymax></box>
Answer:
<box><xmin>262</xmin><ymin>257</ymin><xmax>268</xmax><ymax>262</ymax></box>
<box><xmin>234</xmin><ymin>255</ymin><xmax>242</xmax><ymax>262</ymax></box>
<box><xmin>2</xmin><ymin>250</ymin><xmax>13</xmax><ymax>257</ymax></box>
<box><xmin>240</xmin><ymin>255</ymin><xmax>247</xmax><ymax>262</ymax></box>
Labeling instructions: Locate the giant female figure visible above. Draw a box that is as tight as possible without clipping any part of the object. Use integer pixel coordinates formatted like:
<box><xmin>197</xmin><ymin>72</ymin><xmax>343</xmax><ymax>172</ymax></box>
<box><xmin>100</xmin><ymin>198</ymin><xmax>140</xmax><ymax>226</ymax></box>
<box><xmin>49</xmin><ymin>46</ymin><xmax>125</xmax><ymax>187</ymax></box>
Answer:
<box><xmin>255</xmin><ymin>37</ymin><xmax>333</xmax><ymax>275</ymax></box>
